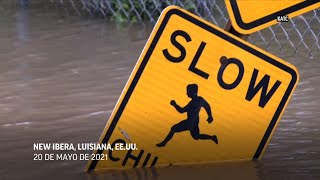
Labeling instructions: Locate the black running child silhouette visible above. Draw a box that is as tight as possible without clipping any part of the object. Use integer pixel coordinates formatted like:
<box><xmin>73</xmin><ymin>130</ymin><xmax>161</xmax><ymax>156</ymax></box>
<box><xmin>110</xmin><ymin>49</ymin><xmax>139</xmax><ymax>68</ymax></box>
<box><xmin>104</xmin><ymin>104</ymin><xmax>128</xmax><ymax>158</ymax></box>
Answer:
<box><xmin>156</xmin><ymin>84</ymin><xmax>218</xmax><ymax>147</ymax></box>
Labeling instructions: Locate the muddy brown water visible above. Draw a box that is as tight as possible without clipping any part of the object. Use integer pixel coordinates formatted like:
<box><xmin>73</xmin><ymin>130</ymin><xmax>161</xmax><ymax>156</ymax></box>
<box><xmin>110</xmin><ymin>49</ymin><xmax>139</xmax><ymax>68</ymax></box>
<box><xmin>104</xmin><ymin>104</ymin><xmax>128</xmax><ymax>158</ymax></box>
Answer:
<box><xmin>0</xmin><ymin>8</ymin><xmax>320</xmax><ymax>180</ymax></box>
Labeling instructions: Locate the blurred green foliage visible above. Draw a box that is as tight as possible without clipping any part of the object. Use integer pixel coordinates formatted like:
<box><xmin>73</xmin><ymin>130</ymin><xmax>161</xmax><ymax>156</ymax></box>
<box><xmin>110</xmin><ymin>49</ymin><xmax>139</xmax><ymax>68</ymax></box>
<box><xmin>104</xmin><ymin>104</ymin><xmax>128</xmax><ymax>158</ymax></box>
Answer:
<box><xmin>110</xmin><ymin>0</ymin><xmax>196</xmax><ymax>22</ymax></box>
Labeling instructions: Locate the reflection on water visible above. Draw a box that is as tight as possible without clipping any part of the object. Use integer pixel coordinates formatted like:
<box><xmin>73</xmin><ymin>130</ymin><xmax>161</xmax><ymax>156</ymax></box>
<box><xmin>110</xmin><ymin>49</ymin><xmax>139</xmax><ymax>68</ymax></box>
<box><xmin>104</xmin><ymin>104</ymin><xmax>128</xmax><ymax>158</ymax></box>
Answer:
<box><xmin>0</xmin><ymin>8</ymin><xmax>319</xmax><ymax>180</ymax></box>
<box><xmin>88</xmin><ymin>161</ymin><xmax>260</xmax><ymax>180</ymax></box>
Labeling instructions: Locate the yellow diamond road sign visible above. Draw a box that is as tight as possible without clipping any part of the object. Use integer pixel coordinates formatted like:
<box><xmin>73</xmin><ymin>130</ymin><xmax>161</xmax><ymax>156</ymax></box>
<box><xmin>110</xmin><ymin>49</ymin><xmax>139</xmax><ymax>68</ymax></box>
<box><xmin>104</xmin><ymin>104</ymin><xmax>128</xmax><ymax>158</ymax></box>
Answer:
<box><xmin>86</xmin><ymin>6</ymin><xmax>299</xmax><ymax>171</ymax></box>
<box><xmin>225</xmin><ymin>0</ymin><xmax>320</xmax><ymax>34</ymax></box>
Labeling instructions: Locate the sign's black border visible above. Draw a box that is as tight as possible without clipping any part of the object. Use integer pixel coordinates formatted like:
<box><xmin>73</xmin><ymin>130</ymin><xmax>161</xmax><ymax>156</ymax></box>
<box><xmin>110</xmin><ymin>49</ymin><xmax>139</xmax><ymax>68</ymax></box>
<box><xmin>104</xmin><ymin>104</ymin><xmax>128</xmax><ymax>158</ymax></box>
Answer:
<box><xmin>88</xmin><ymin>7</ymin><xmax>298</xmax><ymax>171</ymax></box>
<box><xmin>230</xmin><ymin>0</ymin><xmax>318</xmax><ymax>30</ymax></box>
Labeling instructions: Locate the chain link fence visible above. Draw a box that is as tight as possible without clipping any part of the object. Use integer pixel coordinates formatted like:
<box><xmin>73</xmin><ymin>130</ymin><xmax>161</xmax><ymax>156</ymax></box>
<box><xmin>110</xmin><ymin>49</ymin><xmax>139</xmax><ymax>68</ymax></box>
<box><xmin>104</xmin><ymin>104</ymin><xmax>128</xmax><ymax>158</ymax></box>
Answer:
<box><xmin>7</xmin><ymin>0</ymin><xmax>319</xmax><ymax>58</ymax></box>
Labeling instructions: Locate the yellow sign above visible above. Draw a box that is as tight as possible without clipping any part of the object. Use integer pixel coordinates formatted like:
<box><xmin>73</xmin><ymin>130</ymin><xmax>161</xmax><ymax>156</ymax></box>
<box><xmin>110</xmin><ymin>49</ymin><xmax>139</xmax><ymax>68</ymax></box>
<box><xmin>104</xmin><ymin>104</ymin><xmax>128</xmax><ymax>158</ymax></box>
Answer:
<box><xmin>225</xmin><ymin>0</ymin><xmax>320</xmax><ymax>34</ymax></box>
<box><xmin>86</xmin><ymin>6</ymin><xmax>299</xmax><ymax>171</ymax></box>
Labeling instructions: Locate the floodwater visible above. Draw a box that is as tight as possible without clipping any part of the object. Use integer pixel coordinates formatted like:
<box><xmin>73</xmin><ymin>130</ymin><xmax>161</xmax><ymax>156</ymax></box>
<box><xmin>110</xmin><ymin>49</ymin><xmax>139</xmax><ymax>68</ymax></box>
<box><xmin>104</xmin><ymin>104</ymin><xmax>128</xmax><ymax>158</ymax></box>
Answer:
<box><xmin>0</xmin><ymin>8</ymin><xmax>320</xmax><ymax>180</ymax></box>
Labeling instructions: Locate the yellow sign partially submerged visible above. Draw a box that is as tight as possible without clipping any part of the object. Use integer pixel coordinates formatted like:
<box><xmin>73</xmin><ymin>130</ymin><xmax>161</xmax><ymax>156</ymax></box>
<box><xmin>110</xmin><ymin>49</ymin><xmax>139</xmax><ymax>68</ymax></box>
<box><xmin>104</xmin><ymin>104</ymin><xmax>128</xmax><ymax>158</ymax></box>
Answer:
<box><xmin>86</xmin><ymin>6</ymin><xmax>299</xmax><ymax>171</ymax></box>
<box><xmin>225</xmin><ymin>0</ymin><xmax>320</xmax><ymax>34</ymax></box>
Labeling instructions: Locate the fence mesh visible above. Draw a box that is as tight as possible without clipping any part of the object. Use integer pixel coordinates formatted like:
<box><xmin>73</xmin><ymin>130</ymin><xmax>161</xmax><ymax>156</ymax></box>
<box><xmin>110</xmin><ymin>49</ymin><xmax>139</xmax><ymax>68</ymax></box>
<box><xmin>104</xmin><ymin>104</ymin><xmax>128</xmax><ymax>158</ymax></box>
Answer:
<box><xmin>13</xmin><ymin>0</ymin><xmax>320</xmax><ymax>58</ymax></box>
